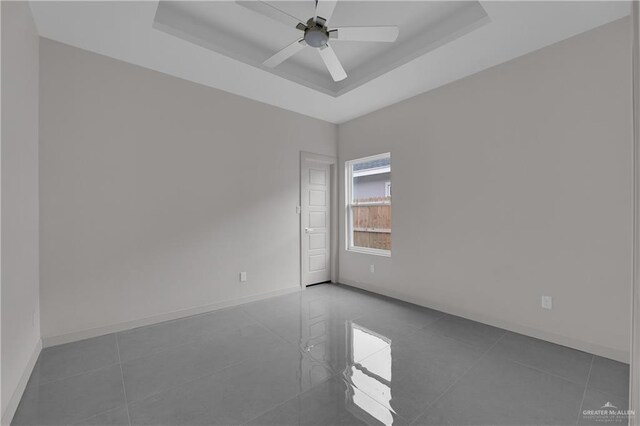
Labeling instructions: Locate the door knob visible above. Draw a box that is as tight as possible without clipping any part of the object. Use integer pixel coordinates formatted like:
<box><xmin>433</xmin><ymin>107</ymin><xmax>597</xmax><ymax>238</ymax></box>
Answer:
<box><xmin>305</xmin><ymin>227</ymin><xmax>315</xmax><ymax>233</ymax></box>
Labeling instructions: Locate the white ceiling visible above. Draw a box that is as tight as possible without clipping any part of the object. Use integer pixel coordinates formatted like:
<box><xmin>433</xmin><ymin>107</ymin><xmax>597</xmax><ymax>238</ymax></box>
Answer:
<box><xmin>153</xmin><ymin>1</ymin><xmax>489</xmax><ymax>95</ymax></box>
<box><xmin>29</xmin><ymin>1</ymin><xmax>630</xmax><ymax>124</ymax></box>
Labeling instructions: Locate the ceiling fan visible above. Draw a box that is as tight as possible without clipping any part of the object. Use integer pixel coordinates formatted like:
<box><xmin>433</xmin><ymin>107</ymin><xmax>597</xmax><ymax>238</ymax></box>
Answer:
<box><xmin>236</xmin><ymin>0</ymin><xmax>399</xmax><ymax>82</ymax></box>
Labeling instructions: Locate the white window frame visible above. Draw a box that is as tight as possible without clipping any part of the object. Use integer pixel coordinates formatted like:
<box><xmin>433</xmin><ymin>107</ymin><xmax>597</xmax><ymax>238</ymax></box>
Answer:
<box><xmin>345</xmin><ymin>152</ymin><xmax>391</xmax><ymax>257</ymax></box>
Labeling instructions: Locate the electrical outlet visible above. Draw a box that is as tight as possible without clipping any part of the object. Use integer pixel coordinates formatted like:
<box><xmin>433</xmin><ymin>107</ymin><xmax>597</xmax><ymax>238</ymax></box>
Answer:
<box><xmin>541</xmin><ymin>295</ymin><xmax>553</xmax><ymax>310</ymax></box>
<box><xmin>370</xmin><ymin>264</ymin><xmax>375</xmax><ymax>273</ymax></box>
<box><xmin>240</xmin><ymin>272</ymin><xmax>247</xmax><ymax>282</ymax></box>
<box><xmin>296</xmin><ymin>206</ymin><xmax>301</xmax><ymax>214</ymax></box>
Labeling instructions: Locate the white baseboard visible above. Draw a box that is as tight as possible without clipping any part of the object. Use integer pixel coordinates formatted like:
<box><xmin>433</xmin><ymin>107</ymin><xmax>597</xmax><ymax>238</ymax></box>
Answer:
<box><xmin>1</xmin><ymin>338</ymin><xmax>42</xmax><ymax>426</ymax></box>
<box><xmin>42</xmin><ymin>286</ymin><xmax>301</xmax><ymax>348</ymax></box>
<box><xmin>339</xmin><ymin>279</ymin><xmax>630</xmax><ymax>364</ymax></box>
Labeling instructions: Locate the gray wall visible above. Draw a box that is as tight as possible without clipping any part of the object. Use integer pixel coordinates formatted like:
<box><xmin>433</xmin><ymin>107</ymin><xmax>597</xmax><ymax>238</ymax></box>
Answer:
<box><xmin>339</xmin><ymin>18</ymin><xmax>632</xmax><ymax>362</ymax></box>
<box><xmin>39</xmin><ymin>39</ymin><xmax>337</xmax><ymax>341</ymax></box>
<box><xmin>1</xmin><ymin>1</ymin><xmax>41</xmax><ymax>420</ymax></box>
<box><xmin>31</xmin><ymin>11</ymin><xmax>635</xmax><ymax>367</ymax></box>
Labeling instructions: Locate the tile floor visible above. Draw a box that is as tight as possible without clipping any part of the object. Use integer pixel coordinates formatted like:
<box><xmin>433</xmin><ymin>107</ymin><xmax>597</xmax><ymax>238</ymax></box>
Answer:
<box><xmin>12</xmin><ymin>284</ymin><xmax>630</xmax><ymax>425</ymax></box>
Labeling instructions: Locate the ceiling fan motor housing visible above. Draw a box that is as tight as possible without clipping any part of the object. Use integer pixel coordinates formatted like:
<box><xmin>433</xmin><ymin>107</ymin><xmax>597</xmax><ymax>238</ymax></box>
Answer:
<box><xmin>304</xmin><ymin>19</ymin><xmax>329</xmax><ymax>48</ymax></box>
<box><xmin>251</xmin><ymin>0</ymin><xmax>399</xmax><ymax>82</ymax></box>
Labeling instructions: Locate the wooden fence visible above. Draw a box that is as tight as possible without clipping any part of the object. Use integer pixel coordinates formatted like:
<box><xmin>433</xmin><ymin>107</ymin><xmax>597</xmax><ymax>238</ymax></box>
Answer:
<box><xmin>352</xmin><ymin>197</ymin><xmax>391</xmax><ymax>250</ymax></box>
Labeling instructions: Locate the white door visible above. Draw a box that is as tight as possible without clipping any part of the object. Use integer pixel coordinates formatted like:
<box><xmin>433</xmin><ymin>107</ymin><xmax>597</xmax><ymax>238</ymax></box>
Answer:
<box><xmin>301</xmin><ymin>158</ymin><xmax>331</xmax><ymax>286</ymax></box>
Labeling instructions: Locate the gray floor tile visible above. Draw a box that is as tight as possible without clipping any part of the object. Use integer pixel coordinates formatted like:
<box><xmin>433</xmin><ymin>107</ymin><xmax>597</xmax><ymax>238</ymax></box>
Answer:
<box><xmin>29</xmin><ymin>334</ymin><xmax>119</xmax><ymax>386</ymax></box>
<box><xmin>243</xmin><ymin>295</ymin><xmax>366</xmax><ymax>346</ymax></box>
<box><xmin>300</xmin><ymin>319</ymin><xmax>391</xmax><ymax>374</ymax></box>
<box><xmin>488</xmin><ymin>331</ymin><xmax>593</xmax><ymax>384</ymax></box>
<box><xmin>122</xmin><ymin>322</ymin><xmax>286</xmax><ymax>403</ymax></box>
<box><xmin>425</xmin><ymin>314</ymin><xmax>506</xmax><ymax>352</ymax></box>
<box><xmin>374</xmin><ymin>299</ymin><xmax>445</xmax><ymax>328</ymax></box>
<box><xmin>242</xmin><ymin>285</ymin><xmax>386</xmax><ymax>342</ymax></box>
<box><xmin>241</xmin><ymin>291</ymin><xmax>311</xmax><ymax>317</ymax></box>
<box><xmin>414</xmin><ymin>356</ymin><xmax>585</xmax><ymax>426</ymax></box>
<box><xmin>13</xmin><ymin>364</ymin><xmax>126</xmax><ymax>426</ymax></box>
<box><xmin>72</xmin><ymin>406</ymin><xmax>130</xmax><ymax>426</ymax></box>
<box><xmin>587</xmin><ymin>356</ymin><xmax>630</xmax><ymax>399</ymax></box>
<box><xmin>242</xmin><ymin>285</ymin><xmax>352</xmax><ymax>320</ymax></box>
<box><xmin>246</xmin><ymin>376</ymin><xmax>408</xmax><ymax>426</ymax></box>
<box><xmin>117</xmin><ymin>307</ymin><xmax>256</xmax><ymax>362</ymax></box>
<box><xmin>128</xmin><ymin>345</ymin><xmax>332</xmax><ymax>426</ymax></box>
<box><xmin>578</xmin><ymin>387</ymin><xmax>631</xmax><ymax>425</ymax></box>
<box><xmin>344</xmin><ymin>328</ymin><xmax>484</xmax><ymax>422</ymax></box>
<box><xmin>327</xmin><ymin>286</ymin><xmax>389</xmax><ymax>318</ymax></box>
<box><xmin>14</xmin><ymin>284</ymin><xmax>629</xmax><ymax>426</ymax></box>
<box><xmin>354</xmin><ymin>302</ymin><xmax>445</xmax><ymax>339</ymax></box>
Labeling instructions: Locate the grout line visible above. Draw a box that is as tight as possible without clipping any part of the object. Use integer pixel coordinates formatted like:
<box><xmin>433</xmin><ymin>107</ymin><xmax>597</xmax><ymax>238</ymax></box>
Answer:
<box><xmin>187</xmin><ymin>341</ymin><xmax>338</xmax><ymax>426</ymax></box>
<box><xmin>416</xmin><ymin>323</ymin><xmax>494</xmax><ymax>353</ymax></box>
<box><xmin>339</xmin><ymin>365</ymin><xmax>413</xmax><ymax>426</ymax></box>
<box><xmin>115</xmin><ymin>286</ymin><xmax>330</xmax><ymax>365</ymax></box>
<box><xmin>421</xmin><ymin>320</ymin><xmax>598</xmax><ymax>388</ymax></box>
<box><xmin>34</xmin><ymin>285</ymin><xmax>614</xmax><ymax>426</ymax></box>
<box><xmin>238</xmin><ymin>372</ymin><xmax>339</xmax><ymax>426</ymax></box>
<box><xmin>115</xmin><ymin>333</ymin><xmax>133</xmax><ymax>426</ymax></box>
<box><xmin>70</xmin><ymin>405</ymin><xmax>129</xmax><ymax>426</ymax></box>
<box><xmin>29</xmin><ymin>333</ymin><xmax>124</xmax><ymax>389</ymax></box>
<box><xmin>418</xmin><ymin>315</ymin><xmax>501</xmax><ymax>348</ymax></box>
<box><xmin>32</xmin><ymin>360</ymin><xmax>121</xmax><ymax>388</ymax></box>
<box><xmin>302</xmin><ymin>330</ymin><xmax>393</xmax><ymax>377</ymax></box>
<box><xmin>115</xmin><ymin>295</ymin><xmax>286</xmax><ymax>338</ymax></box>
<box><xmin>34</xmin><ymin>320</ymin><xmax>276</xmax><ymax>394</ymax></box>
<box><xmin>576</xmin><ymin>355</ymin><xmax>595</xmax><ymax>425</ymax></box>
<box><xmin>408</xmin><ymin>331</ymin><xmax>508</xmax><ymax>425</ymax></box>
<box><xmin>238</xmin><ymin>290</ymin><xmax>404</xmax><ymax>425</ymax></box>
<box><xmin>121</xmin><ymin>305</ymin><xmax>334</xmax><ymax>408</ymax></box>
<box><xmin>423</xmin><ymin>312</ymin><xmax>450</xmax><ymax>328</ymax></box>
<box><xmin>124</xmin><ymin>330</ymin><xmax>322</xmax><ymax>408</ymax></box>
<box><xmin>31</xmin><ymin>312</ymin><xmax>295</xmax><ymax>392</ymax></box>
<box><xmin>239</xmin><ymin>306</ymin><xmax>295</xmax><ymax>345</ymax></box>
<box><xmin>251</xmin><ymin>292</ymin><xmax>512</xmax><ymax>424</ymax></box>
<box><xmin>506</xmin><ymin>358</ymin><xmax>590</xmax><ymax>387</ymax></box>
<box><xmin>254</xmin><ymin>316</ymin><xmax>342</xmax><ymax>377</ymax></box>
<box><xmin>125</xmin><ymin>355</ymin><xmax>249</xmax><ymax>407</ymax></box>
<box><xmin>115</xmin><ymin>308</ymin><xmax>262</xmax><ymax>364</ymax></box>
<box><xmin>328</xmin><ymin>323</ymin><xmax>505</xmax><ymax>425</ymax></box>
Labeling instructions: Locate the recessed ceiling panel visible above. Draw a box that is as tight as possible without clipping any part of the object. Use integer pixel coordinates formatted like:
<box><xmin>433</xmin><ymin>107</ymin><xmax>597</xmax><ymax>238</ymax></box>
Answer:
<box><xmin>153</xmin><ymin>1</ymin><xmax>490</xmax><ymax>96</ymax></box>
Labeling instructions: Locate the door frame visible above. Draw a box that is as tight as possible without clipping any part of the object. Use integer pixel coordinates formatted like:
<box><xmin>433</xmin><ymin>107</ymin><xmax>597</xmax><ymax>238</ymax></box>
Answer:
<box><xmin>300</xmin><ymin>151</ymin><xmax>338</xmax><ymax>288</ymax></box>
<box><xmin>631</xmin><ymin>3</ymin><xmax>639</xmax><ymax>423</ymax></box>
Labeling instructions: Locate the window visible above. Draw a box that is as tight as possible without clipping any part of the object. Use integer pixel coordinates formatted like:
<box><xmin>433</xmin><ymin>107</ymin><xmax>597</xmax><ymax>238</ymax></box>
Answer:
<box><xmin>345</xmin><ymin>322</ymin><xmax>393</xmax><ymax>424</ymax></box>
<box><xmin>345</xmin><ymin>153</ymin><xmax>391</xmax><ymax>256</ymax></box>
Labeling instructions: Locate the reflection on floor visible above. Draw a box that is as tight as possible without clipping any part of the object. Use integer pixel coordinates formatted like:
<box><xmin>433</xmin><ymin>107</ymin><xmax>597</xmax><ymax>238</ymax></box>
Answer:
<box><xmin>13</xmin><ymin>284</ymin><xmax>630</xmax><ymax>425</ymax></box>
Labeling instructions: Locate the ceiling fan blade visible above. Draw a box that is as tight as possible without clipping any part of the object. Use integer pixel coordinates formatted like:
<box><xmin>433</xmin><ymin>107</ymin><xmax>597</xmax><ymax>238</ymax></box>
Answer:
<box><xmin>236</xmin><ymin>1</ymin><xmax>304</xmax><ymax>29</ymax></box>
<box><xmin>264</xmin><ymin>39</ymin><xmax>305</xmax><ymax>68</ymax></box>
<box><xmin>318</xmin><ymin>44</ymin><xmax>346</xmax><ymax>82</ymax></box>
<box><xmin>314</xmin><ymin>0</ymin><xmax>337</xmax><ymax>26</ymax></box>
<box><xmin>329</xmin><ymin>26</ymin><xmax>399</xmax><ymax>42</ymax></box>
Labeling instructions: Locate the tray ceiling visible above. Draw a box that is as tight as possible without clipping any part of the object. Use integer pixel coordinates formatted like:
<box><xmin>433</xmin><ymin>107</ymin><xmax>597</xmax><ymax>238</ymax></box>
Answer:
<box><xmin>153</xmin><ymin>1</ymin><xmax>489</xmax><ymax>96</ymax></box>
<box><xmin>29</xmin><ymin>1</ymin><xmax>631</xmax><ymax>123</ymax></box>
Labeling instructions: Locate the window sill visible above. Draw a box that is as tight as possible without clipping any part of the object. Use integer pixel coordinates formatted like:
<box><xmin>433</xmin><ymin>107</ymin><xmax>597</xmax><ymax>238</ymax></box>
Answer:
<box><xmin>346</xmin><ymin>246</ymin><xmax>391</xmax><ymax>257</ymax></box>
